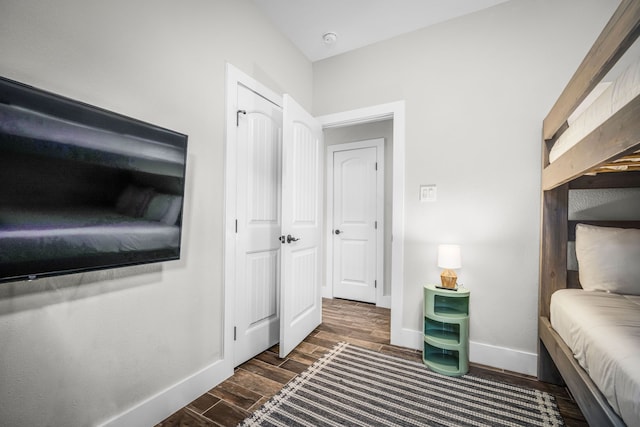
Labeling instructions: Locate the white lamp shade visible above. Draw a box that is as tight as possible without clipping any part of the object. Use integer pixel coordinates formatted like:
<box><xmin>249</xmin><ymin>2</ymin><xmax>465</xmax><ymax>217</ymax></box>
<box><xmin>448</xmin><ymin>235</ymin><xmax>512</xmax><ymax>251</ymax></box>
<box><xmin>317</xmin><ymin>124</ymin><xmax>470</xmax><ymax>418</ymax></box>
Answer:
<box><xmin>437</xmin><ymin>244</ymin><xmax>461</xmax><ymax>269</ymax></box>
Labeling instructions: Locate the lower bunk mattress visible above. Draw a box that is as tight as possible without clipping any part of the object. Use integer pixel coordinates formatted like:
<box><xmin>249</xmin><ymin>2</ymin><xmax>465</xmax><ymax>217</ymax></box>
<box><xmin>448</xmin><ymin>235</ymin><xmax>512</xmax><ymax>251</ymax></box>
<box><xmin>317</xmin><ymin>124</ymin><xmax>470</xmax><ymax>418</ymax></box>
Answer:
<box><xmin>551</xmin><ymin>289</ymin><xmax>640</xmax><ymax>426</ymax></box>
<box><xmin>0</xmin><ymin>207</ymin><xmax>180</xmax><ymax>263</ymax></box>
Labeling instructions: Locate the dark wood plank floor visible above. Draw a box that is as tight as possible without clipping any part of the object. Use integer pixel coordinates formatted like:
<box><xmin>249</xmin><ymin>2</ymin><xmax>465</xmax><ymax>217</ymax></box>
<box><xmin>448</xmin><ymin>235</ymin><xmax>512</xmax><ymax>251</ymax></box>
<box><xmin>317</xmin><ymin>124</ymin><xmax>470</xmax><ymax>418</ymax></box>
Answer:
<box><xmin>157</xmin><ymin>298</ymin><xmax>587</xmax><ymax>427</ymax></box>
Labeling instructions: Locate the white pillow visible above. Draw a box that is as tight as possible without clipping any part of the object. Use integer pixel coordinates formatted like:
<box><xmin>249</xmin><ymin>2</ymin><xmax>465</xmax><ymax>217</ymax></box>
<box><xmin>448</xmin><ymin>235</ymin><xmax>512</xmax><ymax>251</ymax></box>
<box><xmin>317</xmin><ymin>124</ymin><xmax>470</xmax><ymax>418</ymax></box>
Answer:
<box><xmin>143</xmin><ymin>193</ymin><xmax>183</xmax><ymax>225</ymax></box>
<box><xmin>576</xmin><ymin>223</ymin><xmax>640</xmax><ymax>295</ymax></box>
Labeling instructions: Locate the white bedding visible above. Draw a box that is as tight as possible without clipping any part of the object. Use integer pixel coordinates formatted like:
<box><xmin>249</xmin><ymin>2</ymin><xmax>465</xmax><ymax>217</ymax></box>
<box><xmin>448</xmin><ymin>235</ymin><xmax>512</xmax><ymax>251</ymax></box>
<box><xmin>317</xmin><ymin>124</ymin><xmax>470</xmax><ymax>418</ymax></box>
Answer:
<box><xmin>549</xmin><ymin>55</ymin><xmax>640</xmax><ymax>163</ymax></box>
<box><xmin>551</xmin><ymin>289</ymin><xmax>640</xmax><ymax>426</ymax></box>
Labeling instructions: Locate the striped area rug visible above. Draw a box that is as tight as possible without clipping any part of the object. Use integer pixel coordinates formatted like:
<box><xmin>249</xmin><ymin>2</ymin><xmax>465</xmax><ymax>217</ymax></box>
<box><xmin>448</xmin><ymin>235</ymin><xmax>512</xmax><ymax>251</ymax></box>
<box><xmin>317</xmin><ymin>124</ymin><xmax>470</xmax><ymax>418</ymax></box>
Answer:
<box><xmin>239</xmin><ymin>342</ymin><xmax>564</xmax><ymax>427</ymax></box>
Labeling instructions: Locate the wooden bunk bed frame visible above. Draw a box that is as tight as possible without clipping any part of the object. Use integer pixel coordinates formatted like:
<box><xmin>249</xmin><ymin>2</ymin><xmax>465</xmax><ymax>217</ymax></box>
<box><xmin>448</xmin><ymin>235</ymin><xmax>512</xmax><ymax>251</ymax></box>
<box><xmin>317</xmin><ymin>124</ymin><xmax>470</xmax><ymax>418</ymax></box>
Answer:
<box><xmin>538</xmin><ymin>1</ymin><xmax>640</xmax><ymax>426</ymax></box>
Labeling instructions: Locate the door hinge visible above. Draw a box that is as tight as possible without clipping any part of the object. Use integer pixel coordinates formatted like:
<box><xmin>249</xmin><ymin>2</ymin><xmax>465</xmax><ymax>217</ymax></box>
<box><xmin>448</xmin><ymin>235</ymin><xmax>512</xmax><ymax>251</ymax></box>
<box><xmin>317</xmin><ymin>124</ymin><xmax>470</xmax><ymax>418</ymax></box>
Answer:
<box><xmin>236</xmin><ymin>109</ymin><xmax>246</xmax><ymax>126</ymax></box>
<box><xmin>375</xmin><ymin>162</ymin><xmax>378</xmax><ymax>171</ymax></box>
<box><xmin>235</xmin><ymin>219</ymin><xmax>238</xmax><ymax>233</ymax></box>
<box><xmin>233</xmin><ymin>326</ymin><xmax>237</xmax><ymax>341</ymax></box>
<box><xmin>375</xmin><ymin>280</ymin><xmax>377</xmax><ymax>289</ymax></box>
<box><xmin>374</xmin><ymin>221</ymin><xmax>378</xmax><ymax>229</ymax></box>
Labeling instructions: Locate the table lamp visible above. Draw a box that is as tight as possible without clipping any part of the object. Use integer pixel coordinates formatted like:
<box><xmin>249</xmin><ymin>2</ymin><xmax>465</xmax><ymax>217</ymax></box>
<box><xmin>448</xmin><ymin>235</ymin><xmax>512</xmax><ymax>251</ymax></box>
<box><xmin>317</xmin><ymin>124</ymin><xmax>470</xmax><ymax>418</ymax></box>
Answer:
<box><xmin>437</xmin><ymin>244</ymin><xmax>461</xmax><ymax>289</ymax></box>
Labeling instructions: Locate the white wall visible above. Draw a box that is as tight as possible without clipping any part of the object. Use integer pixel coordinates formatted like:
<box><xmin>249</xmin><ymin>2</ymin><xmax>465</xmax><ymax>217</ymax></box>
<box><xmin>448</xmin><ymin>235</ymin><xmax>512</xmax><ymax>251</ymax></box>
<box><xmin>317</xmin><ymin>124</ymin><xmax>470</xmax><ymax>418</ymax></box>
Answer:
<box><xmin>313</xmin><ymin>0</ymin><xmax>619</xmax><ymax>373</ymax></box>
<box><xmin>0</xmin><ymin>0</ymin><xmax>311</xmax><ymax>425</ymax></box>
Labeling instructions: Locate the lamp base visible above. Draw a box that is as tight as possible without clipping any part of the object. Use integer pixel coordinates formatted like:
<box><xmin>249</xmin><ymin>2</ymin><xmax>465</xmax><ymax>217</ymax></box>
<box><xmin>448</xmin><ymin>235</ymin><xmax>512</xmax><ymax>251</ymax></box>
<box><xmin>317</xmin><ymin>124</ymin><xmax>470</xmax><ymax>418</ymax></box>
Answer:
<box><xmin>440</xmin><ymin>269</ymin><xmax>457</xmax><ymax>289</ymax></box>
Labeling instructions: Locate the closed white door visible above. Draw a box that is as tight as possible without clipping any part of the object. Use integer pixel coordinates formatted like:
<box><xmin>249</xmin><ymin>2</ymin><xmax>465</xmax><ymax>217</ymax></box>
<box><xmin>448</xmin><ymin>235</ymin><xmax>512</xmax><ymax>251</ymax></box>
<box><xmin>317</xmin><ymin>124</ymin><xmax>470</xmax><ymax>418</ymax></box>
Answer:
<box><xmin>234</xmin><ymin>84</ymin><xmax>282</xmax><ymax>366</ymax></box>
<box><xmin>279</xmin><ymin>94</ymin><xmax>323</xmax><ymax>358</ymax></box>
<box><xmin>332</xmin><ymin>147</ymin><xmax>378</xmax><ymax>303</ymax></box>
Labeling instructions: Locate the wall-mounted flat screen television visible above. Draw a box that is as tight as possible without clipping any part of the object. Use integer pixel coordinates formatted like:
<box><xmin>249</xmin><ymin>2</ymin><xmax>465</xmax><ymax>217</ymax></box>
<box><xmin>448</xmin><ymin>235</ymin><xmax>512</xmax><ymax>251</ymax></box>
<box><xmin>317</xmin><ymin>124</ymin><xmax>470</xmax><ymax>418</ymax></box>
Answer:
<box><xmin>0</xmin><ymin>76</ymin><xmax>188</xmax><ymax>283</ymax></box>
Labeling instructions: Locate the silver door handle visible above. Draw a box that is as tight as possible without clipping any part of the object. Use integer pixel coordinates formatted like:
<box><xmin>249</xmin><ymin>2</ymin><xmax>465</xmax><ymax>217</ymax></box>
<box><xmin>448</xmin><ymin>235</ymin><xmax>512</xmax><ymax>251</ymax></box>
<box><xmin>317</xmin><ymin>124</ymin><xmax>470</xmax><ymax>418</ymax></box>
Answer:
<box><xmin>278</xmin><ymin>235</ymin><xmax>286</xmax><ymax>244</ymax></box>
<box><xmin>286</xmin><ymin>234</ymin><xmax>300</xmax><ymax>244</ymax></box>
<box><xmin>334</xmin><ymin>229</ymin><xmax>342</xmax><ymax>235</ymax></box>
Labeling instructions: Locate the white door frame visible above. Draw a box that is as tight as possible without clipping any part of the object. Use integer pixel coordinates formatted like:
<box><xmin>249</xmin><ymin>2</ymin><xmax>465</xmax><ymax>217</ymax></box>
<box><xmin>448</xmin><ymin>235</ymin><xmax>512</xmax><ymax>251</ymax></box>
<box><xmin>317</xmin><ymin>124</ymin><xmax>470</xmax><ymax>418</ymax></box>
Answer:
<box><xmin>222</xmin><ymin>64</ymin><xmax>283</xmax><ymax>377</ymax></box>
<box><xmin>317</xmin><ymin>101</ymin><xmax>408</xmax><ymax>348</ymax></box>
<box><xmin>326</xmin><ymin>139</ymin><xmax>385</xmax><ymax>306</ymax></box>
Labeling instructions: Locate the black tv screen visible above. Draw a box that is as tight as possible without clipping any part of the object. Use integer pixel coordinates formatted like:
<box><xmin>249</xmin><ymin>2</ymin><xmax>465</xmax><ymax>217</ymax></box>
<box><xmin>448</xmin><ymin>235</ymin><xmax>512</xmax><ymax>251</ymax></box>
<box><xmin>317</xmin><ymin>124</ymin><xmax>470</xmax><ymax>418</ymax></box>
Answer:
<box><xmin>0</xmin><ymin>77</ymin><xmax>188</xmax><ymax>283</ymax></box>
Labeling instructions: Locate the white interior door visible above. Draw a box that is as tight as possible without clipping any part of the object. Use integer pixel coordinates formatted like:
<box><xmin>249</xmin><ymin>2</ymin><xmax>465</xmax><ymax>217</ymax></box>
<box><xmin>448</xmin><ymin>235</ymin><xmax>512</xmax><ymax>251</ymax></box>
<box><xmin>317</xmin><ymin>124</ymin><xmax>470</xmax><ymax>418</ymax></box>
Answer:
<box><xmin>279</xmin><ymin>94</ymin><xmax>323</xmax><ymax>358</ymax></box>
<box><xmin>234</xmin><ymin>84</ymin><xmax>282</xmax><ymax>366</ymax></box>
<box><xmin>332</xmin><ymin>147</ymin><xmax>378</xmax><ymax>303</ymax></box>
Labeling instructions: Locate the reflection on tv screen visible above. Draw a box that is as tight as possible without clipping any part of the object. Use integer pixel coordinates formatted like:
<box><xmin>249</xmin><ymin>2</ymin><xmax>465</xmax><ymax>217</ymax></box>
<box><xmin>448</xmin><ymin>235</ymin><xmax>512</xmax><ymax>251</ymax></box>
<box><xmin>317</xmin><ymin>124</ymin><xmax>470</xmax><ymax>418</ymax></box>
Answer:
<box><xmin>0</xmin><ymin>76</ymin><xmax>188</xmax><ymax>283</ymax></box>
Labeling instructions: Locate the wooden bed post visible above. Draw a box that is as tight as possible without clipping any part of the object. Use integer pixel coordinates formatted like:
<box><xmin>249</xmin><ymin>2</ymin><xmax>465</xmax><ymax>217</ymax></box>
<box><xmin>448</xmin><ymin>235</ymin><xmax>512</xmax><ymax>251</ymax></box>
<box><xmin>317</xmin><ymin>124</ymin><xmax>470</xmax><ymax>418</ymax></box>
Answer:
<box><xmin>538</xmin><ymin>184</ymin><xmax>568</xmax><ymax>384</ymax></box>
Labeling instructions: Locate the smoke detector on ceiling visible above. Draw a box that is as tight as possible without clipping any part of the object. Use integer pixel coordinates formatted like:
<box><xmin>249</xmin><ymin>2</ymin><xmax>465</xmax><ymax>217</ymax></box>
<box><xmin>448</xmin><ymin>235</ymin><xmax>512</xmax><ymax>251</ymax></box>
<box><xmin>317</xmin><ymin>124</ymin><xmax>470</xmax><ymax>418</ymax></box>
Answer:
<box><xmin>322</xmin><ymin>32</ymin><xmax>338</xmax><ymax>45</ymax></box>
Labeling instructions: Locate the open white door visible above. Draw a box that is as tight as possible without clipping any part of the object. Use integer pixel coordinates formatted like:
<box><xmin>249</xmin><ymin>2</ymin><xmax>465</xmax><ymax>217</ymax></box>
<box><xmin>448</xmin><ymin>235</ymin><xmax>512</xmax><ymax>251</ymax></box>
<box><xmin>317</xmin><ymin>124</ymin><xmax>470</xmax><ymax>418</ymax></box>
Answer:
<box><xmin>279</xmin><ymin>94</ymin><xmax>323</xmax><ymax>358</ymax></box>
<box><xmin>233</xmin><ymin>84</ymin><xmax>282</xmax><ymax>366</ymax></box>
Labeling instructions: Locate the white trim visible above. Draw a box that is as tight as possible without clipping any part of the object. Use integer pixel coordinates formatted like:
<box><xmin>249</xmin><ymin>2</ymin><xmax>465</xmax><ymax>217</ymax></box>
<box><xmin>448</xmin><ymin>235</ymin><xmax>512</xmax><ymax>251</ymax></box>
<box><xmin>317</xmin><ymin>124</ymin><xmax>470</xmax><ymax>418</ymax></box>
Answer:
<box><xmin>470</xmin><ymin>341</ymin><xmax>538</xmax><ymax>376</ymax></box>
<box><xmin>223</xmin><ymin>63</ymin><xmax>283</xmax><ymax>375</ymax></box>
<box><xmin>395</xmin><ymin>327</ymin><xmax>424</xmax><ymax>350</ymax></box>
<box><xmin>317</xmin><ymin>101</ymin><xmax>405</xmax><ymax>332</ymax></box>
<box><xmin>319</xmin><ymin>109</ymin><xmax>394</xmax><ymax>129</ymax></box>
<box><xmin>396</xmin><ymin>328</ymin><xmax>537</xmax><ymax>376</ymax></box>
<box><xmin>98</xmin><ymin>359</ymin><xmax>229</xmax><ymax>427</ymax></box>
<box><xmin>325</xmin><ymin>139</ymin><xmax>385</xmax><ymax>305</ymax></box>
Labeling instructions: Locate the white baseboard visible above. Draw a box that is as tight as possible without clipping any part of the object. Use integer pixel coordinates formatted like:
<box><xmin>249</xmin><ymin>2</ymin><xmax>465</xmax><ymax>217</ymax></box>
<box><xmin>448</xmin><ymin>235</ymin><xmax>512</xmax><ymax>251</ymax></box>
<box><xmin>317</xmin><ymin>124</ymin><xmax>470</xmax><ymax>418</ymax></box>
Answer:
<box><xmin>470</xmin><ymin>341</ymin><xmax>537</xmax><ymax>377</ymax></box>
<box><xmin>376</xmin><ymin>295</ymin><xmax>391</xmax><ymax>309</ymax></box>
<box><xmin>99</xmin><ymin>359</ymin><xmax>232</xmax><ymax>427</ymax></box>
<box><xmin>391</xmin><ymin>327</ymin><xmax>423</xmax><ymax>349</ymax></box>
<box><xmin>394</xmin><ymin>328</ymin><xmax>537</xmax><ymax>376</ymax></box>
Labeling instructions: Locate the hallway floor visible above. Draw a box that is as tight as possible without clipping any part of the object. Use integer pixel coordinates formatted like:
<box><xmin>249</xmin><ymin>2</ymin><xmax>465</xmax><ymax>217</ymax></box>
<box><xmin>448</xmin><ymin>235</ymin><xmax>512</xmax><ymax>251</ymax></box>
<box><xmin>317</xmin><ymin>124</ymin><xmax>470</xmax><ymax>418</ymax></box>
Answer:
<box><xmin>157</xmin><ymin>298</ymin><xmax>586</xmax><ymax>427</ymax></box>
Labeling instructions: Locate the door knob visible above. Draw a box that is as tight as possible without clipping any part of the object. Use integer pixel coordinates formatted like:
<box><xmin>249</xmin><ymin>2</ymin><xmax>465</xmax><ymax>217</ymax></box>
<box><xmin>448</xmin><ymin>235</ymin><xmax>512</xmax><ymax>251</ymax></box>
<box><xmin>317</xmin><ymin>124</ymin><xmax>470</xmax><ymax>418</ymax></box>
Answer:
<box><xmin>286</xmin><ymin>234</ymin><xmax>300</xmax><ymax>244</ymax></box>
<box><xmin>334</xmin><ymin>229</ymin><xmax>342</xmax><ymax>235</ymax></box>
<box><xmin>278</xmin><ymin>235</ymin><xmax>286</xmax><ymax>244</ymax></box>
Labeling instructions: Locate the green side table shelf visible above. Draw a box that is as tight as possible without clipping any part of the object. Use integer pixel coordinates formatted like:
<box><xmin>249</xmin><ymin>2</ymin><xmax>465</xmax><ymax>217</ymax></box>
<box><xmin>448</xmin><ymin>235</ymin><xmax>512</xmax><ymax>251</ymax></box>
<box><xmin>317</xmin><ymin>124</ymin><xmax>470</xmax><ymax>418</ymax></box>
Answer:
<box><xmin>423</xmin><ymin>284</ymin><xmax>469</xmax><ymax>376</ymax></box>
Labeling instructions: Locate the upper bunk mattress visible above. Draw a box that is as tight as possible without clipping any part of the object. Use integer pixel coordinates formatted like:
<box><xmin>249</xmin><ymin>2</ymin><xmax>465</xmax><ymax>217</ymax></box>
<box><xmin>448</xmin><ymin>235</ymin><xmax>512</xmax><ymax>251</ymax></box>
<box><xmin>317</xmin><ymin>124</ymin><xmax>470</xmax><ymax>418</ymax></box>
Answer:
<box><xmin>550</xmin><ymin>289</ymin><xmax>640</xmax><ymax>426</ymax></box>
<box><xmin>549</xmin><ymin>55</ymin><xmax>640</xmax><ymax>163</ymax></box>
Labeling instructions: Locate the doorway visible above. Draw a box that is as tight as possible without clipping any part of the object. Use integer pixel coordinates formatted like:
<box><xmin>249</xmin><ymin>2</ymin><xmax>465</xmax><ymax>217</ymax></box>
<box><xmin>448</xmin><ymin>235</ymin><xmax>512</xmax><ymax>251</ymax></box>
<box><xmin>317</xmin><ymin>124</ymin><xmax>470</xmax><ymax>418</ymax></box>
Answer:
<box><xmin>317</xmin><ymin>103</ymin><xmax>406</xmax><ymax>348</ymax></box>
<box><xmin>223</xmin><ymin>68</ymin><xmax>408</xmax><ymax>377</ymax></box>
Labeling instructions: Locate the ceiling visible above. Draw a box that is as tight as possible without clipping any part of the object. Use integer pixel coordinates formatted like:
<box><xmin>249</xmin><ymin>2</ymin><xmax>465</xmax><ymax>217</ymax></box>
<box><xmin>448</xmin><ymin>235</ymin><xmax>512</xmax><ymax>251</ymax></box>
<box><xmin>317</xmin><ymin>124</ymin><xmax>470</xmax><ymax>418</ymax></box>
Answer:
<box><xmin>251</xmin><ymin>0</ymin><xmax>510</xmax><ymax>61</ymax></box>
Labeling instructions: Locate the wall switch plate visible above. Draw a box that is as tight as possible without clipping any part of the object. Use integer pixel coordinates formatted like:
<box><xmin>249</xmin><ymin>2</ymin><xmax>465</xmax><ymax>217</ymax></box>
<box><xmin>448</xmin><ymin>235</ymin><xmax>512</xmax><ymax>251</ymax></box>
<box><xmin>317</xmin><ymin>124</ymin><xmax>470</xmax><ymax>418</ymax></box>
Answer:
<box><xmin>420</xmin><ymin>184</ymin><xmax>437</xmax><ymax>202</ymax></box>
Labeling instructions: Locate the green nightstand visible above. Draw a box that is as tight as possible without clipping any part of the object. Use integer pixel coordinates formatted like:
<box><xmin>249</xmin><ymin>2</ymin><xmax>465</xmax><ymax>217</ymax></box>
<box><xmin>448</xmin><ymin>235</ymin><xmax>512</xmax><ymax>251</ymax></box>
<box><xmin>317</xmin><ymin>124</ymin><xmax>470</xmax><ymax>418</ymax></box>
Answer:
<box><xmin>423</xmin><ymin>284</ymin><xmax>469</xmax><ymax>376</ymax></box>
